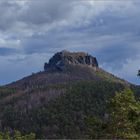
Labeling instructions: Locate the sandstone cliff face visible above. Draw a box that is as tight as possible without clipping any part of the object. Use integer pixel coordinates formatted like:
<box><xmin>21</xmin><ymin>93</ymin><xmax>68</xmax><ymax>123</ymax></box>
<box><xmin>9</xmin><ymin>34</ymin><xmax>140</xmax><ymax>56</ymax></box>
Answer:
<box><xmin>44</xmin><ymin>51</ymin><xmax>98</xmax><ymax>71</ymax></box>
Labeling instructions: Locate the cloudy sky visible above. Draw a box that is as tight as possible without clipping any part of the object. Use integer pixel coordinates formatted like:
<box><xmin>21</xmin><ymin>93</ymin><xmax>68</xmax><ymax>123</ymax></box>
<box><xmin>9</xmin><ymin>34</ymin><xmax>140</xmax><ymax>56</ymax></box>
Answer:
<box><xmin>0</xmin><ymin>0</ymin><xmax>140</xmax><ymax>85</ymax></box>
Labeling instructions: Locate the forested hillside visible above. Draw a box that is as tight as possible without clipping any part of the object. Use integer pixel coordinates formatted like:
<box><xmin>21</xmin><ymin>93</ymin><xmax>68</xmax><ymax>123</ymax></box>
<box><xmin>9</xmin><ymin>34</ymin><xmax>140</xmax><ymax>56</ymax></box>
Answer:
<box><xmin>0</xmin><ymin>51</ymin><xmax>139</xmax><ymax>139</ymax></box>
<box><xmin>0</xmin><ymin>80</ymin><xmax>140</xmax><ymax>139</ymax></box>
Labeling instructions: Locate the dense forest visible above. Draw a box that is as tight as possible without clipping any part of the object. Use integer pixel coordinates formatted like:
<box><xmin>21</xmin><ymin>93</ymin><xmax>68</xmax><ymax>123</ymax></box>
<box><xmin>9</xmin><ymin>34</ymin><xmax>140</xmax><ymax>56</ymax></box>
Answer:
<box><xmin>0</xmin><ymin>80</ymin><xmax>139</xmax><ymax>139</ymax></box>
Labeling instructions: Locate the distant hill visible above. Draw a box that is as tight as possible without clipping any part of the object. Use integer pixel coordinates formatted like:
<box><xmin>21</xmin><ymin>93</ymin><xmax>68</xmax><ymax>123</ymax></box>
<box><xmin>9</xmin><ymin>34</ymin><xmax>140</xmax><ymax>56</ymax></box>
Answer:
<box><xmin>0</xmin><ymin>51</ymin><xmax>139</xmax><ymax>139</ymax></box>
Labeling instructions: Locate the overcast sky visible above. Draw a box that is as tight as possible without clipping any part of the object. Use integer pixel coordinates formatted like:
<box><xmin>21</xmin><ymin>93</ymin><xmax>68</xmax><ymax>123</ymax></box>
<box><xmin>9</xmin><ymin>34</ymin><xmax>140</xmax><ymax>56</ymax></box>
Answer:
<box><xmin>0</xmin><ymin>0</ymin><xmax>140</xmax><ymax>85</ymax></box>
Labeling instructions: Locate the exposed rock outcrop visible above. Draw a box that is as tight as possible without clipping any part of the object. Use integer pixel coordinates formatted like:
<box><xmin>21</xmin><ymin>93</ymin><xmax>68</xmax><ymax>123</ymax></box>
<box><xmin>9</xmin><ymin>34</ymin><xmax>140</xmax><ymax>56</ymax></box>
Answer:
<box><xmin>44</xmin><ymin>50</ymin><xmax>98</xmax><ymax>71</ymax></box>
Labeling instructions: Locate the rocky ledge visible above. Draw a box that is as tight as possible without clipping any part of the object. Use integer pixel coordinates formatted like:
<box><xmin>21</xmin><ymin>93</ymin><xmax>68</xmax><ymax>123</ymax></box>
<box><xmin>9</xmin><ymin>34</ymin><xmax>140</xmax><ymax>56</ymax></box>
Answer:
<box><xmin>44</xmin><ymin>50</ymin><xmax>98</xmax><ymax>71</ymax></box>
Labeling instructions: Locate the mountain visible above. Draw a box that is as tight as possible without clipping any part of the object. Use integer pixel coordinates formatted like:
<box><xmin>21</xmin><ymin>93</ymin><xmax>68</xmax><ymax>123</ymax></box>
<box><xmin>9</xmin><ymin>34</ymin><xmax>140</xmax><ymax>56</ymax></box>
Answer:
<box><xmin>8</xmin><ymin>50</ymin><xmax>129</xmax><ymax>89</ymax></box>
<box><xmin>0</xmin><ymin>51</ymin><xmax>139</xmax><ymax>139</ymax></box>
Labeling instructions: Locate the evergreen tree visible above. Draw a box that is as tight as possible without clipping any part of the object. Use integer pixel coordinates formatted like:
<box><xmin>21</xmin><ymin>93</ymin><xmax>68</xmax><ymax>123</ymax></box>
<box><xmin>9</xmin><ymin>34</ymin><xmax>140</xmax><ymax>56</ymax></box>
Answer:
<box><xmin>105</xmin><ymin>88</ymin><xmax>140</xmax><ymax>139</ymax></box>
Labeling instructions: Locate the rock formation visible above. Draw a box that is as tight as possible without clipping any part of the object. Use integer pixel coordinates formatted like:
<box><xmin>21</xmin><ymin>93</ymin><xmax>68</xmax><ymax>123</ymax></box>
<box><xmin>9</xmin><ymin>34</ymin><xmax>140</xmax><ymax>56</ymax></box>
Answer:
<box><xmin>44</xmin><ymin>50</ymin><xmax>98</xmax><ymax>71</ymax></box>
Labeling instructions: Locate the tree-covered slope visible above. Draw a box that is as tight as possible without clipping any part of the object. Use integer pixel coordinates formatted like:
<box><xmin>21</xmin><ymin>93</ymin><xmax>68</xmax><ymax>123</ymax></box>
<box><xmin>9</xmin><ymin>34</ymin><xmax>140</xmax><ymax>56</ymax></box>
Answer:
<box><xmin>0</xmin><ymin>80</ymin><xmax>139</xmax><ymax>139</ymax></box>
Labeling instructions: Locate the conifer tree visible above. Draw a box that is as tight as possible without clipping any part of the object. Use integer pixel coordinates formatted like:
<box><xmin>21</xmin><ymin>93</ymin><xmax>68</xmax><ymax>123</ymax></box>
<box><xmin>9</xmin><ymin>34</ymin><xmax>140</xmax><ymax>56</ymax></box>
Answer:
<box><xmin>106</xmin><ymin>89</ymin><xmax>140</xmax><ymax>139</ymax></box>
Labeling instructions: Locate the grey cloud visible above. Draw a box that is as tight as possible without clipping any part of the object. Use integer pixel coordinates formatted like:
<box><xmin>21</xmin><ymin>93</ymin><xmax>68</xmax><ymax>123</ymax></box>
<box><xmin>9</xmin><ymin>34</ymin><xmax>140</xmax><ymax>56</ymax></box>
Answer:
<box><xmin>19</xmin><ymin>0</ymin><xmax>75</xmax><ymax>25</ymax></box>
<box><xmin>0</xmin><ymin>1</ymin><xmax>20</xmax><ymax>31</ymax></box>
<box><xmin>0</xmin><ymin>48</ymin><xmax>18</xmax><ymax>55</ymax></box>
<box><xmin>0</xmin><ymin>0</ymin><xmax>140</xmax><ymax>84</ymax></box>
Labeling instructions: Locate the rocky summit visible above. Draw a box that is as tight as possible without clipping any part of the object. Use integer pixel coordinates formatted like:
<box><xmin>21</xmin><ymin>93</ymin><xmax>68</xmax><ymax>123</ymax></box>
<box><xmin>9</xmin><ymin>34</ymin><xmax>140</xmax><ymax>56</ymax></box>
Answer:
<box><xmin>44</xmin><ymin>50</ymin><xmax>98</xmax><ymax>71</ymax></box>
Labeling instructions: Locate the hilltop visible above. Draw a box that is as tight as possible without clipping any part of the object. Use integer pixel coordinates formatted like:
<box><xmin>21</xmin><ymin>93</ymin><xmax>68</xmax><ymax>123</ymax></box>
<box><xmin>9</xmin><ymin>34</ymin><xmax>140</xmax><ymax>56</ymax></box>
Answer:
<box><xmin>44</xmin><ymin>50</ymin><xmax>98</xmax><ymax>71</ymax></box>
<box><xmin>8</xmin><ymin>51</ymin><xmax>129</xmax><ymax>90</ymax></box>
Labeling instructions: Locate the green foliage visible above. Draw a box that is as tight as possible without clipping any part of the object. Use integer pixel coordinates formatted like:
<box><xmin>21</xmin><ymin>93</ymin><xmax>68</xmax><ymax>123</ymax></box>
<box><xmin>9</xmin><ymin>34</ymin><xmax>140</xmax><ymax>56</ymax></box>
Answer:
<box><xmin>0</xmin><ymin>87</ymin><xmax>16</xmax><ymax>99</ymax></box>
<box><xmin>85</xmin><ymin>89</ymin><xmax>140</xmax><ymax>139</ymax></box>
<box><xmin>82</xmin><ymin>88</ymin><xmax>140</xmax><ymax>139</ymax></box>
<box><xmin>105</xmin><ymin>88</ymin><xmax>140</xmax><ymax>139</ymax></box>
<box><xmin>0</xmin><ymin>81</ymin><xmax>124</xmax><ymax>139</ymax></box>
<box><xmin>0</xmin><ymin>130</ymin><xmax>35</xmax><ymax>140</ymax></box>
<box><xmin>85</xmin><ymin>116</ymin><xmax>104</xmax><ymax>138</ymax></box>
<box><xmin>0</xmin><ymin>81</ymin><xmax>139</xmax><ymax>139</ymax></box>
